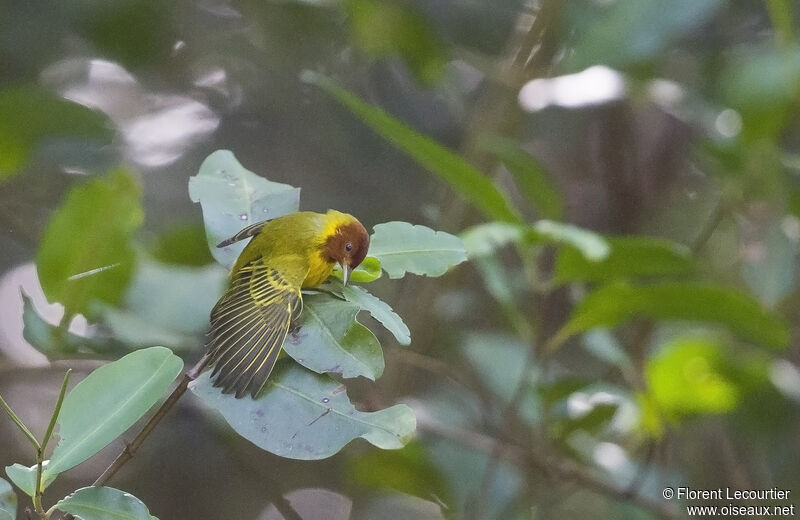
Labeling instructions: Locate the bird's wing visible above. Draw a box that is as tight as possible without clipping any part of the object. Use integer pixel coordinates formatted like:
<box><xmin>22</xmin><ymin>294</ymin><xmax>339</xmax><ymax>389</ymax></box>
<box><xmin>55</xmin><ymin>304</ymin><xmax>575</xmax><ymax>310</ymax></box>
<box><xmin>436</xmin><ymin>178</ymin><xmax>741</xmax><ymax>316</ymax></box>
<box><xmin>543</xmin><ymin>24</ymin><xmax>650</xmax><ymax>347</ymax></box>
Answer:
<box><xmin>207</xmin><ymin>257</ymin><xmax>305</xmax><ymax>398</ymax></box>
<box><xmin>216</xmin><ymin>219</ymin><xmax>271</xmax><ymax>248</ymax></box>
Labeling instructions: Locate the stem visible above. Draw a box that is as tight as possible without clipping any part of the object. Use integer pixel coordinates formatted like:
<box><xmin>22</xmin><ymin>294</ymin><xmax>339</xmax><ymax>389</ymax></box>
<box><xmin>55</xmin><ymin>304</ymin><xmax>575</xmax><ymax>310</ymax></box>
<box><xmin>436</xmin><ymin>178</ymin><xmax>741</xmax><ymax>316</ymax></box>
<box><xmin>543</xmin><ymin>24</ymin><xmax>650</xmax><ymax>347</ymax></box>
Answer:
<box><xmin>42</xmin><ymin>370</ymin><xmax>71</xmax><ymax>451</ymax></box>
<box><xmin>0</xmin><ymin>393</ymin><xmax>40</xmax><ymax>451</ymax></box>
<box><xmin>33</xmin><ymin>370</ymin><xmax>72</xmax><ymax>518</ymax></box>
<box><xmin>92</xmin><ymin>354</ymin><xmax>210</xmax><ymax>487</ymax></box>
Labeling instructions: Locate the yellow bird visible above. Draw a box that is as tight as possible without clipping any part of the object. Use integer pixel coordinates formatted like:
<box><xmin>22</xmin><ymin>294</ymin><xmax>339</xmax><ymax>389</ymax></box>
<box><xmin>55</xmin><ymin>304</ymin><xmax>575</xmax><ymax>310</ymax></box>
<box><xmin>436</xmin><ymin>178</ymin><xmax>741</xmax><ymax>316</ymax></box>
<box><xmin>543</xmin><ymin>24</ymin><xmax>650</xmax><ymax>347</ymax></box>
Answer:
<box><xmin>207</xmin><ymin>209</ymin><xmax>369</xmax><ymax>398</ymax></box>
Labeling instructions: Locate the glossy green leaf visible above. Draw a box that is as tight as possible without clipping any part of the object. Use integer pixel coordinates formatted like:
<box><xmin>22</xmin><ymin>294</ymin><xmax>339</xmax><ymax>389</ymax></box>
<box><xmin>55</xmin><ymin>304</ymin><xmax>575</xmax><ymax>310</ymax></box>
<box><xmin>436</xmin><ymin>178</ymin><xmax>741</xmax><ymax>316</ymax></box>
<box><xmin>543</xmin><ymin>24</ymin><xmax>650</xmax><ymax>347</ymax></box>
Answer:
<box><xmin>480</xmin><ymin>136</ymin><xmax>564</xmax><ymax>220</ymax></box>
<box><xmin>53</xmin><ymin>486</ymin><xmax>158</xmax><ymax>520</ymax></box>
<box><xmin>5</xmin><ymin>462</ymin><xmax>55</xmax><ymax>497</ymax></box>
<box><xmin>340</xmin><ymin>284</ymin><xmax>410</xmax><ymax>345</ymax></box>
<box><xmin>190</xmin><ymin>365</ymin><xmax>416</xmax><ymax>460</ymax></box>
<box><xmin>0</xmin><ymin>87</ymin><xmax>112</xmax><ymax>177</ymax></box>
<box><xmin>532</xmin><ymin>220</ymin><xmax>609</xmax><ymax>261</ymax></box>
<box><xmin>189</xmin><ymin>150</ymin><xmax>300</xmax><ymax>268</ymax></box>
<box><xmin>284</xmin><ymin>293</ymin><xmax>384</xmax><ymax>380</ymax></box>
<box><xmin>369</xmin><ymin>222</ymin><xmax>467</xmax><ymax>278</ymax></box>
<box><xmin>308</xmin><ymin>74</ymin><xmax>522</xmax><ymax>224</ymax></box>
<box><xmin>44</xmin><ymin>347</ymin><xmax>183</xmax><ymax>481</ymax></box>
<box><xmin>22</xmin><ymin>292</ymin><xmax>127</xmax><ymax>358</ymax></box>
<box><xmin>565</xmin><ymin>0</ymin><xmax>724</xmax><ymax>71</ymax></box>
<box><xmin>347</xmin><ymin>442</ymin><xmax>450</xmax><ymax>504</ymax></box>
<box><xmin>646</xmin><ymin>337</ymin><xmax>740</xmax><ymax>419</ymax></box>
<box><xmin>331</xmin><ymin>256</ymin><xmax>382</xmax><ymax>283</ymax></box>
<box><xmin>554</xmin><ymin>236</ymin><xmax>693</xmax><ymax>283</ymax></box>
<box><xmin>562</xmin><ymin>282</ymin><xmax>790</xmax><ymax>350</ymax></box>
<box><xmin>36</xmin><ymin>170</ymin><xmax>143</xmax><ymax>318</ymax></box>
<box><xmin>0</xmin><ymin>477</ymin><xmax>15</xmax><ymax>520</ymax></box>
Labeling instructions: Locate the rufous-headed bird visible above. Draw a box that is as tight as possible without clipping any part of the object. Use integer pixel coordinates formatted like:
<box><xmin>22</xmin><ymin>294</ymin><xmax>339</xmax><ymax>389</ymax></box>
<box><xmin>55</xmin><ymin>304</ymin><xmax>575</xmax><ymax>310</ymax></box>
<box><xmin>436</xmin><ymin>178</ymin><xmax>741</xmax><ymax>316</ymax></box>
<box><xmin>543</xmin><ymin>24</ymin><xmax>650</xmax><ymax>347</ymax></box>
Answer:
<box><xmin>206</xmin><ymin>210</ymin><xmax>369</xmax><ymax>398</ymax></box>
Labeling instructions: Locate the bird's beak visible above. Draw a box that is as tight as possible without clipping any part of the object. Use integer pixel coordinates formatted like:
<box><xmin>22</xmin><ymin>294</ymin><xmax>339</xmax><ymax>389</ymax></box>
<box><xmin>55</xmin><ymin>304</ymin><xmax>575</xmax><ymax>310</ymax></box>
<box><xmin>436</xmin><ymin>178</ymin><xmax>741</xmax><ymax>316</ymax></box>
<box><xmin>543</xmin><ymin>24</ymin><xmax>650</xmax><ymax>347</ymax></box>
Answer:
<box><xmin>340</xmin><ymin>263</ymin><xmax>351</xmax><ymax>286</ymax></box>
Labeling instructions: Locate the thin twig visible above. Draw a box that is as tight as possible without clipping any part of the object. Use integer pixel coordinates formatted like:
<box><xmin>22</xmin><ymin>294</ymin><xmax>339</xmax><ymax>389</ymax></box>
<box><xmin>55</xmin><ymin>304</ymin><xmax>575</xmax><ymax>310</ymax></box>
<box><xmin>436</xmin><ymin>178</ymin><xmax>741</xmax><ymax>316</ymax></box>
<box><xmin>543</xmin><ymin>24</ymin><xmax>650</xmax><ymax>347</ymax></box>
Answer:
<box><xmin>92</xmin><ymin>353</ymin><xmax>211</xmax><ymax>487</ymax></box>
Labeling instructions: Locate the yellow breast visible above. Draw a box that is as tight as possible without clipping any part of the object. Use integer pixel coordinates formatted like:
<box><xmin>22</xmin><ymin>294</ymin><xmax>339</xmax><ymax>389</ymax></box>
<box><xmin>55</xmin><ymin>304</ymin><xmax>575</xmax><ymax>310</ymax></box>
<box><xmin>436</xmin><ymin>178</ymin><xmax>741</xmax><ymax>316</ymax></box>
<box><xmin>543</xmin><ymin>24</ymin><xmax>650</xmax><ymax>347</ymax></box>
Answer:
<box><xmin>303</xmin><ymin>252</ymin><xmax>335</xmax><ymax>288</ymax></box>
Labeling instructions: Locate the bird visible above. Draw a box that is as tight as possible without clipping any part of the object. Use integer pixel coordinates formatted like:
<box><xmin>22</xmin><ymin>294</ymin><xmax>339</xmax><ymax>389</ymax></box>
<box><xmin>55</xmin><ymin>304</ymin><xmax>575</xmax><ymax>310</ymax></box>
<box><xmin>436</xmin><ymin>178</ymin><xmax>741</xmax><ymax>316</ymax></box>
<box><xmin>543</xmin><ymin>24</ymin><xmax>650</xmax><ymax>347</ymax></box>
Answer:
<box><xmin>206</xmin><ymin>209</ymin><xmax>370</xmax><ymax>398</ymax></box>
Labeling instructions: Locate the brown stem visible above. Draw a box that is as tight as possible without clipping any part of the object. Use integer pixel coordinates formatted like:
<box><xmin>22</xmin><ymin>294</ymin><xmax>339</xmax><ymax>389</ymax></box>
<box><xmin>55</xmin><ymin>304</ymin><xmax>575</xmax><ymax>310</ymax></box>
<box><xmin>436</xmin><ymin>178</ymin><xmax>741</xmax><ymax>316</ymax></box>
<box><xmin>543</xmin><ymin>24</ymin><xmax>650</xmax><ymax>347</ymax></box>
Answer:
<box><xmin>92</xmin><ymin>353</ymin><xmax>211</xmax><ymax>487</ymax></box>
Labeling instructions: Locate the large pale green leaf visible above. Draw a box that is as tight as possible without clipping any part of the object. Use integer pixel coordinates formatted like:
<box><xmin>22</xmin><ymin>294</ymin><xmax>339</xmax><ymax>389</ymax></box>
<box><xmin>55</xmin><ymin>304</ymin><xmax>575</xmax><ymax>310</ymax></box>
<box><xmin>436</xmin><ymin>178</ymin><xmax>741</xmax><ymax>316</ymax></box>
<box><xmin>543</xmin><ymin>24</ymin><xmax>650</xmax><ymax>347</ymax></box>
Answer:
<box><xmin>562</xmin><ymin>282</ymin><xmax>790</xmax><ymax>350</ymax></box>
<box><xmin>4</xmin><ymin>462</ymin><xmax>55</xmax><ymax>497</ymax></box>
<box><xmin>188</xmin><ymin>150</ymin><xmax>300</xmax><ymax>268</ymax></box>
<box><xmin>22</xmin><ymin>292</ymin><xmax>127</xmax><ymax>358</ymax></box>
<box><xmin>460</xmin><ymin>222</ymin><xmax>527</xmax><ymax>258</ymax></box>
<box><xmin>0</xmin><ymin>477</ymin><xmax>14</xmax><ymax>520</ymax></box>
<box><xmin>284</xmin><ymin>294</ymin><xmax>384</xmax><ymax>380</ymax></box>
<box><xmin>646</xmin><ymin>337</ymin><xmax>739</xmax><ymax>420</ymax></box>
<box><xmin>36</xmin><ymin>170</ymin><xmax>143</xmax><ymax>318</ymax></box>
<box><xmin>369</xmin><ymin>222</ymin><xmax>467</xmax><ymax>278</ymax></box>
<box><xmin>190</xmin><ymin>365</ymin><xmax>416</xmax><ymax>460</ymax></box>
<box><xmin>340</xmin><ymin>285</ymin><xmax>410</xmax><ymax>345</ymax></box>
<box><xmin>554</xmin><ymin>236</ymin><xmax>693</xmax><ymax>284</ymax></box>
<box><xmin>309</xmin><ymin>74</ymin><xmax>522</xmax><ymax>224</ymax></box>
<box><xmin>0</xmin><ymin>87</ymin><xmax>112</xmax><ymax>178</ymax></box>
<box><xmin>44</xmin><ymin>347</ymin><xmax>183</xmax><ymax>481</ymax></box>
<box><xmin>480</xmin><ymin>136</ymin><xmax>564</xmax><ymax>220</ymax></box>
<box><xmin>53</xmin><ymin>486</ymin><xmax>158</xmax><ymax>520</ymax></box>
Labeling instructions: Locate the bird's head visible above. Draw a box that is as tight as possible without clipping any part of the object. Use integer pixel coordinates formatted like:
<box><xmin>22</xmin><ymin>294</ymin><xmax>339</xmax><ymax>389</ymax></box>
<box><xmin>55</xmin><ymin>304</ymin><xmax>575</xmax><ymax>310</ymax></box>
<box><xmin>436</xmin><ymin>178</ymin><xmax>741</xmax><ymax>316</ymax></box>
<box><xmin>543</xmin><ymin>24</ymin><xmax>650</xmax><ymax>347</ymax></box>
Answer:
<box><xmin>323</xmin><ymin>213</ymin><xmax>369</xmax><ymax>285</ymax></box>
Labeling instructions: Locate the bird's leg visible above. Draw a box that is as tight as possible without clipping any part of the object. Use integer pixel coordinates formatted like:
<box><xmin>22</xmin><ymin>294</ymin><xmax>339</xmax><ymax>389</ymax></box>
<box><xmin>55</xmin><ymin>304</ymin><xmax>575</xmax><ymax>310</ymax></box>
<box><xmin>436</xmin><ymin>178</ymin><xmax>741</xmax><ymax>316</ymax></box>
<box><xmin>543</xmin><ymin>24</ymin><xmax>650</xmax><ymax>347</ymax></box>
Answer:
<box><xmin>289</xmin><ymin>320</ymin><xmax>302</xmax><ymax>336</ymax></box>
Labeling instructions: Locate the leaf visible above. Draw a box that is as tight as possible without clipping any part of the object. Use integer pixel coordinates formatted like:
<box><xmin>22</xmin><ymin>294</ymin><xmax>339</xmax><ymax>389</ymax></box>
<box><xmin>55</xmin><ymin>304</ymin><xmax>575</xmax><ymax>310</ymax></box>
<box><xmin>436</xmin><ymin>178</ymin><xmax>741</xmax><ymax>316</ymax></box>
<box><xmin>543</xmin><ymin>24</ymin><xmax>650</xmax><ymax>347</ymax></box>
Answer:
<box><xmin>150</xmin><ymin>223</ymin><xmax>214</xmax><ymax>266</ymax></box>
<box><xmin>460</xmin><ymin>222</ymin><xmax>527</xmax><ymax>258</ymax></box>
<box><xmin>308</xmin><ymin>73</ymin><xmax>522</xmax><ymax>224</ymax></box>
<box><xmin>554</xmin><ymin>236</ymin><xmax>693</xmax><ymax>284</ymax></box>
<box><xmin>531</xmin><ymin>220</ymin><xmax>609</xmax><ymax>261</ymax></box>
<box><xmin>480</xmin><ymin>136</ymin><xmax>564</xmax><ymax>220</ymax></box>
<box><xmin>564</xmin><ymin>0</ymin><xmax>724</xmax><ymax>71</ymax></box>
<box><xmin>44</xmin><ymin>347</ymin><xmax>183</xmax><ymax>481</ymax></box>
<box><xmin>22</xmin><ymin>292</ymin><xmax>127</xmax><ymax>358</ymax></box>
<box><xmin>0</xmin><ymin>87</ymin><xmax>112</xmax><ymax>178</ymax></box>
<box><xmin>340</xmin><ymin>285</ymin><xmax>411</xmax><ymax>345</ymax></box>
<box><xmin>188</xmin><ymin>150</ymin><xmax>300</xmax><ymax>268</ymax></box>
<box><xmin>356</xmin><ymin>493</ymin><xmax>446</xmax><ymax>520</ymax></box>
<box><xmin>5</xmin><ymin>462</ymin><xmax>56</xmax><ymax>497</ymax></box>
<box><xmin>369</xmin><ymin>222</ymin><xmax>467</xmax><ymax>279</ymax></box>
<box><xmin>285</xmin><ymin>294</ymin><xmax>384</xmax><ymax>380</ymax></box>
<box><xmin>36</xmin><ymin>170</ymin><xmax>143</xmax><ymax>318</ymax></box>
<box><xmin>53</xmin><ymin>486</ymin><xmax>158</xmax><ymax>520</ymax></box>
<box><xmin>347</xmin><ymin>442</ymin><xmax>450</xmax><ymax>505</ymax></box>
<box><xmin>0</xmin><ymin>477</ymin><xmax>15</xmax><ymax>520</ymax></box>
<box><xmin>189</xmin><ymin>365</ymin><xmax>416</xmax><ymax>460</ymax></box>
<box><xmin>562</xmin><ymin>282</ymin><xmax>790</xmax><ymax>350</ymax></box>
<box><xmin>331</xmin><ymin>256</ymin><xmax>382</xmax><ymax>283</ymax></box>
<box><xmin>646</xmin><ymin>337</ymin><xmax>740</xmax><ymax>419</ymax></box>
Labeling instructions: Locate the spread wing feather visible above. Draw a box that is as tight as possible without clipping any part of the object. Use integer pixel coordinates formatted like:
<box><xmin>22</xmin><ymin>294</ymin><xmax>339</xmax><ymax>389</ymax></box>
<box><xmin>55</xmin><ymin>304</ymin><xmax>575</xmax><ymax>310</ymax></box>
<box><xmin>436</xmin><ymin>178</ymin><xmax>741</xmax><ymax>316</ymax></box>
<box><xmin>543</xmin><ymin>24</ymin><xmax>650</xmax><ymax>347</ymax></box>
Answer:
<box><xmin>216</xmin><ymin>220</ymin><xmax>270</xmax><ymax>248</ymax></box>
<box><xmin>208</xmin><ymin>259</ymin><xmax>303</xmax><ymax>398</ymax></box>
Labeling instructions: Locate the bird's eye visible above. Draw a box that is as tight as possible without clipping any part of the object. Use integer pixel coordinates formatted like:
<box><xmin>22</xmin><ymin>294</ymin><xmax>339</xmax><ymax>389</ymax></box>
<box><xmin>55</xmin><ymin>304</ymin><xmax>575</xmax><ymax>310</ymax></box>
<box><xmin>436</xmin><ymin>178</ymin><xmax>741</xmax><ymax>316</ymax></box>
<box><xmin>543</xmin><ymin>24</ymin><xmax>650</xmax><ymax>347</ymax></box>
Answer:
<box><xmin>345</xmin><ymin>242</ymin><xmax>353</xmax><ymax>252</ymax></box>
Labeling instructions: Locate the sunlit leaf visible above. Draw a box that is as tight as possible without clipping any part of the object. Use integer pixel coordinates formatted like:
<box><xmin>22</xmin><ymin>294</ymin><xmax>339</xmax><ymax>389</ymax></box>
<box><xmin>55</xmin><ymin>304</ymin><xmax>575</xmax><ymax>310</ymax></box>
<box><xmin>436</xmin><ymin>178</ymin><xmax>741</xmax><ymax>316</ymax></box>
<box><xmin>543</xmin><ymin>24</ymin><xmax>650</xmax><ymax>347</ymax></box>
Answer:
<box><xmin>339</xmin><ymin>284</ymin><xmax>411</xmax><ymax>345</ymax></box>
<box><xmin>4</xmin><ymin>462</ymin><xmax>55</xmax><ymax>497</ymax></box>
<box><xmin>532</xmin><ymin>220</ymin><xmax>609</xmax><ymax>261</ymax></box>
<box><xmin>0</xmin><ymin>87</ymin><xmax>112</xmax><ymax>178</ymax></box>
<box><xmin>0</xmin><ymin>477</ymin><xmax>14</xmax><ymax>520</ymax></box>
<box><xmin>554</xmin><ymin>236</ymin><xmax>693</xmax><ymax>283</ymax></box>
<box><xmin>285</xmin><ymin>293</ymin><xmax>384</xmax><ymax>380</ymax></box>
<box><xmin>480</xmin><ymin>136</ymin><xmax>564</xmax><ymax>220</ymax></box>
<box><xmin>36</xmin><ymin>170</ymin><xmax>143</xmax><ymax>318</ymax></box>
<box><xmin>44</xmin><ymin>347</ymin><xmax>183</xmax><ymax>481</ymax></box>
<box><xmin>53</xmin><ymin>486</ymin><xmax>158</xmax><ymax>520</ymax></box>
<box><xmin>646</xmin><ymin>337</ymin><xmax>740</xmax><ymax>419</ymax></box>
<box><xmin>348</xmin><ymin>442</ymin><xmax>450</xmax><ymax>504</ymax></box>
<box><xmin>189</xmin><ymin>150</ymin><xmax>300</xmax><ymax>268</ymax></box>
<box><xmin>562</xmin><ymin>282</ymin><xmax>790</xmax><ymax>350</ymax></box>
<box><xmin>332</xmin><ymin>256</ymin><xmax>382</xmax><ymax>283</ymax></box>
<box><xmin>22</xmin><ymin>292</ymin><xmax>127</xmax><ymax>358</ymax></box>
<box><xmin>369</xmin><ymin>222</ymin><xmax>467</xmax><ymax>278</ymax></box>
<box><xmin>308</xmin><ymin>74</ymin><xmax>523</xmax><ymax>224</ymax></box>
<box><xmin>190</xmin><ymin>365</ymin><xmax>416</xmax><ymax>460</ymax></box>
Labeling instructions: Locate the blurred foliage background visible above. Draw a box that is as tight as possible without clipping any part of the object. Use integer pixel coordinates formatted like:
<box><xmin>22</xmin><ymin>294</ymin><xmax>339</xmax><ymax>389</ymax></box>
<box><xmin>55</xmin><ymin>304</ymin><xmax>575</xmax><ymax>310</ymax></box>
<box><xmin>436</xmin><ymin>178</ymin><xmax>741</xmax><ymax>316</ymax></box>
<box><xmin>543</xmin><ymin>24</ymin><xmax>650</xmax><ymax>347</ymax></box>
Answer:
<box><xmin>2</xmin><ymin>0</ymin><xmax>800</xmax><ymax>518</ymax></box>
